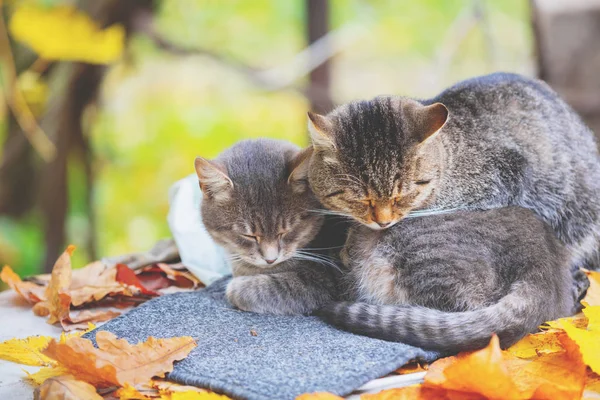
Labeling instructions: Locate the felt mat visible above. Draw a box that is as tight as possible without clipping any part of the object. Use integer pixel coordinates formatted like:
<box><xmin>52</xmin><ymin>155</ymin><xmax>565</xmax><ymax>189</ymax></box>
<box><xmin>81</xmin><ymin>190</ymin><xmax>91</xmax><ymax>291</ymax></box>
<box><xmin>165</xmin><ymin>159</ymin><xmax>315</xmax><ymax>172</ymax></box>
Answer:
<box><xmin>84</xmin><ymin>277</ymin><xmax>438</xmax><ymax>400</ymax></box>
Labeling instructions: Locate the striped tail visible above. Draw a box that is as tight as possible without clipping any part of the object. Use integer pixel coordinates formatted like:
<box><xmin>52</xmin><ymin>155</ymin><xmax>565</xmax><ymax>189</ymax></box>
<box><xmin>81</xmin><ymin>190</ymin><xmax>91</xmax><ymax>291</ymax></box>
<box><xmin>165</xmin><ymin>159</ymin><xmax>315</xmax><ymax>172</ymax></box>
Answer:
<box><xmin>318</xmin><ymin>283</ymin><xmax>546</xmax><ymax>353</ymax></box>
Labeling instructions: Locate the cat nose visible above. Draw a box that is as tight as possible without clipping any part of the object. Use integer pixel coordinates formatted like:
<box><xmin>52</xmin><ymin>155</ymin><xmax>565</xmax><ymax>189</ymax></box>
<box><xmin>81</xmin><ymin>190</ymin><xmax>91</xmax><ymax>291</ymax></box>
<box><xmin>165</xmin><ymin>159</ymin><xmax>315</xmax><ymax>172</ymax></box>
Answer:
<box><xmin>264</xmin><ymin>258</ymin><xmax>277</xmax><ymax>264</ymax></box>
<box><xmin>377</xmin><ymin>221</ymin><xmax>391</xmax><ymax>228</ymax></box>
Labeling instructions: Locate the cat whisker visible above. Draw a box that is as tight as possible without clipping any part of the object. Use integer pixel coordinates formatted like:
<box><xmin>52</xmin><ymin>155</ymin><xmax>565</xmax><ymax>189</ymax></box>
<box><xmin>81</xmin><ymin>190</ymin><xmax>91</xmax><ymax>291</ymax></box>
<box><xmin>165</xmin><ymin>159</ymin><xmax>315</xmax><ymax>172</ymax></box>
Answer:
<box><xmin>406</xmin><ymin>207</ymin><xmax>463</xmax><ymax>218</ymax></box>
<box><xmin>294</xmin><ymin>251</ymin><xmax>343</xmax><ymax>273</ymax></box>
<box><xmin>305</xmin><ymin>209</ymin><xmax>353</xmax><ymax>219</ymax></box>
<box><xmin>298</xmin><ymin>245</ymin><xmax>344</xmax><ymax>251</ymax></box>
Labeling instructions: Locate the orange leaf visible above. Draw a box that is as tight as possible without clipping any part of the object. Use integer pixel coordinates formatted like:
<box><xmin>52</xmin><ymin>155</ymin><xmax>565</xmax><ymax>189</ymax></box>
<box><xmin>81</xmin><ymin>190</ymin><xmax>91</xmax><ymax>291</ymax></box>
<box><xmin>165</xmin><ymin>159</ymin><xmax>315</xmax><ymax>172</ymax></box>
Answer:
<box><xmin>295</xmin><ymin>393</ymin><xmax>344</xmax><ymax>400</ymax></box>
<box><xmin>1</xmin><ymin>265</ymin><xmax>46</xmax><ymax>303</ymax></box>
<box><xmin>360</xmin><ymin>386</ymin><xmax>481</xmax><ymax>400</ymax></box>
<box><xmin>36</xmin><ymin>375</ymin><xmax>102</xmax><ymax>400</ymax></box>
<box><xmin>44</xmin><ymin>245</ymin><xmax>75</xmax><ymax>325</ymax></box>
<box><xmin>424</xmin><ymin>334</ymin><xmax>587</xmax><ymax>400</ymax></box>
<box><xmin>43</xmin><ymin>330</ymin><xmax>196</xmax><ymax>387</ymax></box>
<box><xmin>396</xmin><ymin>360</ymin><xmax>429</xmax><ymax>375</ymax></box>
<box><xmin>584</xmin><ymin>270</ymin><xmax>600</xmax><ymax>307</ymax></box>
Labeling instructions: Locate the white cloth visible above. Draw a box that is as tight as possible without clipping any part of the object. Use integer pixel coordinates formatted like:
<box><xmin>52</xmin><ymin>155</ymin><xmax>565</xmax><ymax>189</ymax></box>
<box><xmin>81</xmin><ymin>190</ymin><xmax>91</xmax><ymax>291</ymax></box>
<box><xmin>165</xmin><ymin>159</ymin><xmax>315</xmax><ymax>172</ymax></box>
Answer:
<box><xmin>167</xmin><ymin>174</ymin><xmax>231</xmax><ymax>284</ymax></box>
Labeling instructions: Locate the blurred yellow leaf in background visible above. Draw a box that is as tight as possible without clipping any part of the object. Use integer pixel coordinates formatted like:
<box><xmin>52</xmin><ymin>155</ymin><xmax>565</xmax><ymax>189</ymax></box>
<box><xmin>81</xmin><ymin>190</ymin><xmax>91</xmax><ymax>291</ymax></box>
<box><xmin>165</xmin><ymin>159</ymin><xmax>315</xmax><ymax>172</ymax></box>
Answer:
<box><xmin>9</xmin><ymin>5</ymin><xmax>124</xmax><ymax>64</ymax></box>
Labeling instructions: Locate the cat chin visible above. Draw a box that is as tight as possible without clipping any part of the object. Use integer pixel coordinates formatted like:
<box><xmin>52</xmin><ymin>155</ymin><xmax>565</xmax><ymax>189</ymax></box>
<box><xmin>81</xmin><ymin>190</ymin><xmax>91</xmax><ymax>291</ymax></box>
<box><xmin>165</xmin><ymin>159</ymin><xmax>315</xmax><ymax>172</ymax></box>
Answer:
<box><xmin>363</xmin><ymin>220</ymin><xmax>399</xmax><ymax>231</ymax></box>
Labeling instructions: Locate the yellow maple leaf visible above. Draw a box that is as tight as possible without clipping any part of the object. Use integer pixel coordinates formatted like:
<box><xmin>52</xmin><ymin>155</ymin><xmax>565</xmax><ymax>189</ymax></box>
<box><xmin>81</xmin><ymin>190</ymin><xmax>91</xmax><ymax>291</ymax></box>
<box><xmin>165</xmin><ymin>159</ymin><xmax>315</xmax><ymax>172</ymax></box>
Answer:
<box><xmin>25</xmin><ymin>366</ymin><xmax>69</xmax><ymax>385</ymax></box>
<box><xmin>0</xmin><ymin>335</ymin><xmax>54</xmax><ymax>366</ymax></box>
<box><xmin>553</xmin><ymin>306</ymin><xmax>600</xmax><ymax>374</ymax></box>
<box><xmin>295</xmin><ymin>393</ymin><xmax>344</xmax><ymax>400</ymax></box>
<box><xmin>0</xmin><ymin>325</ymin><xmax>94</xmax><ymax>371</ymax></box>
<box><xmin>161</xmin><ymin>392</ymin><xmax>232</xmax><ymax>400</ymax></box>
<box><xmin>9</xmin><ymin>5</ymin><xmax>124</xmax><ymax>64</ymax></box>
<box><xmin>506</xmin><ymin>330</ymin><xmax>565</xmax><ymax>359</ymax></box>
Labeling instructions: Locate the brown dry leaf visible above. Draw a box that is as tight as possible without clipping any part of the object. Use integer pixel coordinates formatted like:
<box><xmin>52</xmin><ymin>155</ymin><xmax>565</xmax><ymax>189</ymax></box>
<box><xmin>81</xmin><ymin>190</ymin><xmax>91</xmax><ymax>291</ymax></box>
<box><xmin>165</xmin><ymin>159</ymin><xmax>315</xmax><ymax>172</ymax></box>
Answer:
<box><xmin>35</xmin><ymin>375</ymin><xmax>102</xmax><ymax>400</ymax></box>
<box><xmin>584</xmin><ymin>270</ymin><xmax>600</xmax><ymax>307</ymax></box>
<box><xmin>1</xmin><ymin>265</ymin><xmax>46</xmax><ymax>303</ymax></box>
<box><xmin>152</xmin><ymin>380</ymin><xmax>207</xmax><ymax>393</ymax></box>
<box><xmin>41</xmin><ymin>245</ymin><xmax>75</xmax><ymax>325</ymax></box>
<box><xmin>71</xmin><ymin>261</ymin><xmax>117</xmax><ymax>288</ymax></box>
<box><xmin>69</xmin><ymin>284</ymin><xmax>134</xmax><ymax>307</ymax></box>
<box><xmin>295</xmin><ymin>393</ymin><xmax>344</xmax><ymax>400</ymax></box>
<box><xmin>155</xmin><ymin>263</ymin><xmax>201</xmax><ymax>288</ymax></box>
<box><xmin>43</xmin><ymin>330</ymin><xmax>196</xmax><ymax>387</ymax></box>
<box><xmin>60</xmin><ymin>310</ymin><xmax>121</xmax><ymax>331</ymax></box>
<box><xmin>395</xmin><ymin>360</ymin><xmax>429</xmax><ymax>375</ymax></box>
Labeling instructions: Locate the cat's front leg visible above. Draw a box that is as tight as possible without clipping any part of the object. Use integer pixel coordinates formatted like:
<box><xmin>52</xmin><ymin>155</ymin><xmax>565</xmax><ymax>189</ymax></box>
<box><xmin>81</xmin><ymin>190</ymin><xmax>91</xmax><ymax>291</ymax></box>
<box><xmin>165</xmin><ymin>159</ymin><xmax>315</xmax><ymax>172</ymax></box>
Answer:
<box><xmin>226</xmin><ymin>268</ymin><xmax>340</xmax><ymax>315</ymax></box>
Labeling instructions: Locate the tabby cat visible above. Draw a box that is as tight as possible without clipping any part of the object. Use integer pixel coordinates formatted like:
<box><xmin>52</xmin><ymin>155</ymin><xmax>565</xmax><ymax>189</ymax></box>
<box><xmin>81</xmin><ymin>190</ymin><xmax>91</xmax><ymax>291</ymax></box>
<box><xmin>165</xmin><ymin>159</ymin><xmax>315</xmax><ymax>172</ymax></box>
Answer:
<box><xmin>307</xmin><ymin>72</ymin><xmax>600</xmax><ymax>304</ymax></box>
<box><xmin>318</xmin><ymin>206</ymin><xmax>573</xmax><ymax>353</ymax></box>
<box><xmin>194</xmin><ymin>139</ymin><xmax>346</xmax><ymax>315</ymax></box>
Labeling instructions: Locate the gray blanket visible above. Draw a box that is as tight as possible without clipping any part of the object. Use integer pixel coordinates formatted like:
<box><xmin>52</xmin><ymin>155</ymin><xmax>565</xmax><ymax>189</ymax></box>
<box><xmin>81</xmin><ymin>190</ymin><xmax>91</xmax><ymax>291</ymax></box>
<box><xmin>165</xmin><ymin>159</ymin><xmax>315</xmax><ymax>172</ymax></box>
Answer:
<box><xmin>85</xmin><ymin>277</ymin><xmax>437</xmax><ymax>400</ymax></box>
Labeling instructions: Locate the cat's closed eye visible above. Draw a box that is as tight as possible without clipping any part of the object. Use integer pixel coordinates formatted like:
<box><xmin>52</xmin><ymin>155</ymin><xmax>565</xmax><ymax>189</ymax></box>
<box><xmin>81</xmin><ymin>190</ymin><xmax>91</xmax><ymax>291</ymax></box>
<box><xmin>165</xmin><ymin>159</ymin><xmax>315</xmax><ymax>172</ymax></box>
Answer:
<box><xmin>241</xmin><ymin>234</ymin><xmax>260</xmax><ymax>242</ymax></box>
<box><xmin>415</xmin><ymin>180</ymin><xmax>431</xmax><ymax>185</ymax></box>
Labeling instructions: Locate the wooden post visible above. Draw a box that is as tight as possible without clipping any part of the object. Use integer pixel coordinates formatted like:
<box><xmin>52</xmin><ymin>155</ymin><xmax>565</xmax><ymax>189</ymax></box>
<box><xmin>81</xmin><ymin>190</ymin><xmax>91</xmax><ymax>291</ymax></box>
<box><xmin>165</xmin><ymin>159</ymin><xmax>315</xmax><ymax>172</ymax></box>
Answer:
<box><xmin>306</xmin><ymin>0</ymin><xmax>334</xmax><ymax>114</ymax></box>
<box><xmin>531</xmin><ymin>0</ymin><xmax>600</xmax><ymax>141</ymax></box>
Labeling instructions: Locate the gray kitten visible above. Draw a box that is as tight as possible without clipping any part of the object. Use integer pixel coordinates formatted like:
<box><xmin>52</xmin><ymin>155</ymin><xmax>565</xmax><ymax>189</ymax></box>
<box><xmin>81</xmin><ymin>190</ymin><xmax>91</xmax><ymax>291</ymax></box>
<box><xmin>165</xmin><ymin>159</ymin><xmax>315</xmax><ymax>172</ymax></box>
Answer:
<box><xmin>307</xmin><ymin>72</ymin><xmax>600</xmax><ymax>304</ymax></box>
<box><xmin>194</xmin><ymin>139</ymin><xmax>345</xmax><ymax>315</ymax></box>
<box><xmin>319</xmin><ymin>207</ymin><xmax>574</xmax><ymax>353</ymax></box>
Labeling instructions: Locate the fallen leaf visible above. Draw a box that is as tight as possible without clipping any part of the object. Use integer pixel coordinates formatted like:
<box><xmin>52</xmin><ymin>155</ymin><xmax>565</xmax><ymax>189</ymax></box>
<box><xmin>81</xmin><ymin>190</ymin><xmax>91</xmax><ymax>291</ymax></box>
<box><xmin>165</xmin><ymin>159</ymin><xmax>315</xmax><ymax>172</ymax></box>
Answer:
<box><xmin>42</xmin><ymin>245</ymin><xmax>75</xmax><ymax>325</ymax></box>
<box><xmin>0</xmin><ymin>326</ymin><xmax>95</xmax><ymax>379</ymax></box>
<box><xmin>0</xmin><ymin>335</ymin><xmax>54</xmax><ymax>366</ymax></box>
<box><xmin>155</xmin><ymin>263</ymin><xmax>201</xmax><ymax>288</ymax></box>
<box><xmin>506</xmin><ymin>330</ymin><xmax>564</xmax><ymax>359</ymax></box>
<box><xmin>584</xmin><ymin>270</ymin><xmax>600</xmax><ymax>306</ymax></box>
<box><xmin>585</xmin><ymin>371</ymin><xmax>600</xmax><ymax>398</ymax></box>
<box><xmin>137</xmin><ymin>271</ymin><xmax>171</xmax><ymax>292</ymax></box>
<box><xmin>1</xmin><ymin>265</ymin><xmax>46</xmax><ymax>303</ymax></box>
<box><xmin>424</xmin><ymin>334</ymin><xmax>587</xmax><ymax>400</ymax></box>
<box><xmin>43</xmin><ymin>331</ymin><xmax>196</xmax><ymax>387</ymax></box>
<box><xmin>116</xmin><ymin>383</ymin><xmax>152</xmax><ymax>399</ymax></box>
<box><xmin>395</xmin><ymin>360</ymin><xmax>429</xmax><ymax>375</ymax></box>
<box><xmin>510</xmin><ymin>334</ymin><xmax>586</xmax><ymax>399</ymax></box>
<box><xmin>116</xmin><ymin>264</ymin><xmax>159</xmax><ymax>295</ymax></box>
<box><xmin>25</xmin><ymin>366</ymin><xmax>70</xmax><ymax>385</ymax></box>
<box><xmin>71</xmin><ymin>261</ymin><xmax>117</xmax><ymax>289</ymax></box>
<box><xmin>35</xmin><ymin>375</ymin><xmax>102</xmax><ymax>400</ymax></box>
<box><xmin>360</xmin><ymin>386</ymin><xmax>480</xmax><ymax>400</ymax></box>
<box><xmin>152</xmin><ymin>380</ymin><xmax>207</xmax><ymax>393</ymax></box>
<box><xmin>295</xmin><ymin>394</ymin><xmax>344</xmax><ymax>400</ymax></box>
<box><xmin>426</xmin><ymin>336</ymin><xmax>523</xmax><ymax>399</ymax></box>
<box><xmin>551</xmin><ymin>306</ymin><xmax>600</xmax><ymax>374</ymax></box>
<box><xmin>61</xmin><ymin>310</ymin><xmax>121</xmax><ymax>331</ymax></box>
<box><xmin>69</xmin><ymin>284</ymin><xmax>134</xmax><ymax>307</ymax></box>
<box><xmin>164</xmin><ymin>393</ymin><xmax>232</xmax><ymax>400</ymax></box>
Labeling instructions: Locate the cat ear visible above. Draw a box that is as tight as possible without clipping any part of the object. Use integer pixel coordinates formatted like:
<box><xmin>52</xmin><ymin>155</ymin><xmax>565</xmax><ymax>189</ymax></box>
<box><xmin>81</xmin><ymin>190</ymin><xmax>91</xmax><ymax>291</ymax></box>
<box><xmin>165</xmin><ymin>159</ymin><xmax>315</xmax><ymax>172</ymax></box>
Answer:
<box><xmin>307</xmin><ymin>112</ymin><xmax>336</xmax><ymax>150</ymax></box>
<box><xmin>287</xmin><ymin>147</ymin><xmax>313</xmax><ymax>193</ymax></box>
<box><xmin>408</xmin><ymin>102</ymin><xmax>449</xmax><ymax>143</ymax></box>
<box><xmin>194</xmin><ymin>157</ymin><xmax>233</xmax><ymax>201</ymax></box>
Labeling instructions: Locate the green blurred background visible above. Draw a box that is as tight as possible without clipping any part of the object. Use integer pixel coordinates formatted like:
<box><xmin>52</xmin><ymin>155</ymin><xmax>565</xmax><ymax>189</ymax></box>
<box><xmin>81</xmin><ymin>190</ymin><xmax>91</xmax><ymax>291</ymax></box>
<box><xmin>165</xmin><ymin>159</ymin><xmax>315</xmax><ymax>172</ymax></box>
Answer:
<box><xmin>0</xmin><ymin>0</ymin><xmax>532</xmax><ymax>276</ymax></box>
